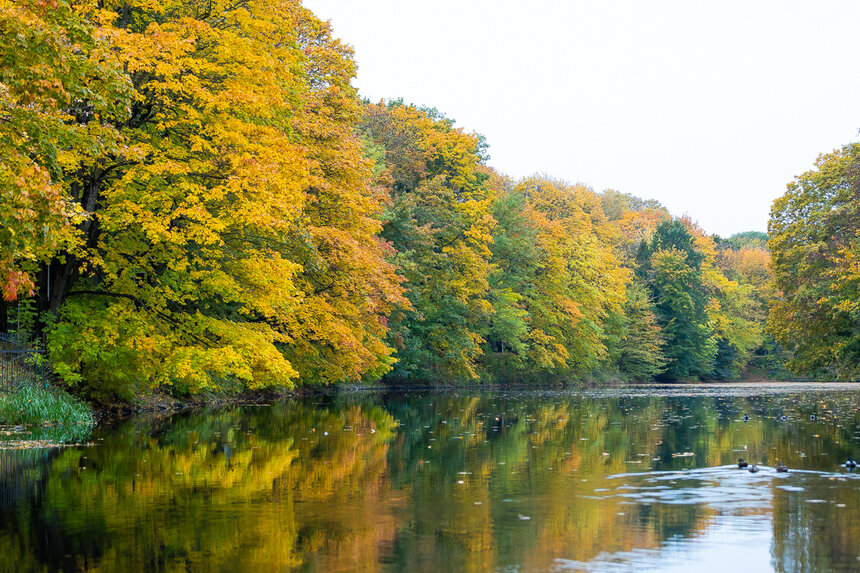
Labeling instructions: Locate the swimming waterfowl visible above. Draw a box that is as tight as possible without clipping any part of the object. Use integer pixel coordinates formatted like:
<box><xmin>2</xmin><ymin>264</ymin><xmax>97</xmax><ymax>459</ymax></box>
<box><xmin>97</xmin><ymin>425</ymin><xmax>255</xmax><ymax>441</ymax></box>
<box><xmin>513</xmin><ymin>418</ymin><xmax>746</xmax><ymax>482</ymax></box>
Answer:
<box><xmin>737</xmin><ymin>458</ymin><xmax>749</xmax><ymax>468</ymax></box>
<box><xmin>748</xmin><ymin>464</ymin><xmax>760</xmax><ymax>473</ymax></box>
<box><xmin>743</xmin><ymin>414</ymin><xmax>750</xmax><ymax>422</ymax></box>
<box><xmin>845</xmin><ymin>459</ymin><xmax>857</xmax><ymax>469</ymax></box>
<box><xmin>776</xmin><ymin>462</ymin><xmax>788</xmax><ymax>473</ymax></box>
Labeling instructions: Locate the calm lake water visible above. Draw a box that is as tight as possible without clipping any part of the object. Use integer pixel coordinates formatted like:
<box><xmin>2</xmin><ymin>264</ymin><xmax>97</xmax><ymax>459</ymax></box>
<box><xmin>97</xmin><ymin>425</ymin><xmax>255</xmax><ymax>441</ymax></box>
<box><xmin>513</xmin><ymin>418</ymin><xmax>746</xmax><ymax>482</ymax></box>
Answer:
<box><xmin>2</xmin><ymin>385</ymin><xmax>860</xmax><ymax>572</ymax></box>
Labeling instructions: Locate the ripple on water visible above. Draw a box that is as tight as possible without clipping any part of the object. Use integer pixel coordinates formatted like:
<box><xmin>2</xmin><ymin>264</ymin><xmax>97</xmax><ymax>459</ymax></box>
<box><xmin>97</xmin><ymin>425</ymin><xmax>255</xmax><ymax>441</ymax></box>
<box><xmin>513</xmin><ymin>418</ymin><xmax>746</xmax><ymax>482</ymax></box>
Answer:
<box><xmin>590</xmin><ymin>465</ymin><xmax>856</xmax><ymax>511</ymax></box>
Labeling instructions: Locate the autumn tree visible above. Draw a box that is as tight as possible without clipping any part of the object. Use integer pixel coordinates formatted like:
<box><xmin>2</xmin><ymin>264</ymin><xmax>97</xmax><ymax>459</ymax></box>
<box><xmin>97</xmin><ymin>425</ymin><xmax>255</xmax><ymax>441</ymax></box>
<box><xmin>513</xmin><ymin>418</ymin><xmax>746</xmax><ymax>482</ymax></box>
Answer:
<box><xmin>715</xmin><ymin>236</ymin><xmax>781</xmax><ymax>378</ymax></box>
<box><xmin>483</xmin><ymin>176</ymin><xmax>628</xmax><ymax>380</ymax></box>
<box><xmin>3</xmin><ymin>0</ymin><xmax>406</xmax><ymax>397</ymax></box>
<box><xmin>2</xmin><ymin>0</ymin><xmax>798</xmax><ymax>393</ymax></box>
<box><xmin>769</xmin><ymin>144</ymin><xmax>860</xmax><ymax>379</ymax></box>
<box><xmin>600</xmin><ymin>189</ymin><xmax>667</xmax><ymax>223</ymax></box>
<box><xmin>605</xmin><ymin>197</ymin><xmax>671</xmax><ymax>265</ymax></box>
<box><xmin>517</xmin><ymin>177</ymin><xmax>628</xmax><ymax>376</ymax></box>
<box><xmin>360</xmin><ymin>101</ymin><xmax>495</xmax><ymax>382</ymax></box>
<box><xmin>0</xmin><ymin>0</ymin><xmax>130</xmax><ymax>302</ymax></box>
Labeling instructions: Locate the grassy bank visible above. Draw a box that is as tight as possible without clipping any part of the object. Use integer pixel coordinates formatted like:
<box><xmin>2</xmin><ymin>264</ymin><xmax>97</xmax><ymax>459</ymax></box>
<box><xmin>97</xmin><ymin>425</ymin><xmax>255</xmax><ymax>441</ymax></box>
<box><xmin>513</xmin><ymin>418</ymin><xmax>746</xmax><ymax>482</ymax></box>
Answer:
<box><xmin>0</xmin><ymin>382</ymin><xmax>95</xmax><ymax>427</ymax></box>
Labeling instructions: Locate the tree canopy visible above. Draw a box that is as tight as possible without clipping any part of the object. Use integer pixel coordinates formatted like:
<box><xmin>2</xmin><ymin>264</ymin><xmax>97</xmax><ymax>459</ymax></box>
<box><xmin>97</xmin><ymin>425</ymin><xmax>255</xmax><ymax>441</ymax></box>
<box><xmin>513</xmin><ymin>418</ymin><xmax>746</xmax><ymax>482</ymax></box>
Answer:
<box><xmin>0</xmin><ymin>0</ymin><xmax>795</xmax><ymax>396</ymax></box>
<box><xmin>768</xmin><ymin>144</ymin><xmax>860</xmax><ymax>379</ymax></box>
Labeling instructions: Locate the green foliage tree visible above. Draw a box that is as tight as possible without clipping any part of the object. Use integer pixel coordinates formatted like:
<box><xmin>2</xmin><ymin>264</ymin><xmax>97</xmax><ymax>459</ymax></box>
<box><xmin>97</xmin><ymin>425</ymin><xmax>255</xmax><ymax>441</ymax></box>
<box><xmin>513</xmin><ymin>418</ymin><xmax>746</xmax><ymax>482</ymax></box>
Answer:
<box><xmin>716</xmin><ymin>231</ymin><xmax>769</xmax><ymax>251</ymax></box>
<box><xmin>482</xmin><ymin>177</ymin><xmax>628</xmax><ymax>381</ymax></box>
<box><xmin>360</xmin><ymin>101</ymin><xmax>495</xmax><ymax>382</ymax></box>
<box><xmin>704</xmin><ymin>269</ymin><xmax>764</xmax><ymax>379</ymax></box>
<box><xmin>636</xmin><ymin>221</ymin><xmax>716</xmax><ymax>379</ymax></box>
<box><xmin>483</xmin><ymin>185</ymin><xmax>538</xmax><ymax>376</ymax></box>
<box><xmin>615</xmin><ymin>282</ymin><xmax>667</xmax><ymax>380</ymax></box>
<box><xmin>768</xmin><ymin>143</ymin><xmax>860</xmax><ymax>379</ymax></box>
<box><xmin>649</xmin><ymin>248</ymin><xmax>716</xmax><ymax>379</ymax></box>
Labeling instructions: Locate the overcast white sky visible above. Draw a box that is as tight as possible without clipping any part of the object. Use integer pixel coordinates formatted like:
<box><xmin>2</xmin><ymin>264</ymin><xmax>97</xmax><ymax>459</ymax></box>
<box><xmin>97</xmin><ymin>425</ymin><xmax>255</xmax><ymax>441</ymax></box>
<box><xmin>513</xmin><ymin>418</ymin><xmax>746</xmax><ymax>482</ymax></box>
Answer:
<box><xmin>304</xmin><ymin>0</ymin><xmax>860</xmax><ymax>237</ymax></box>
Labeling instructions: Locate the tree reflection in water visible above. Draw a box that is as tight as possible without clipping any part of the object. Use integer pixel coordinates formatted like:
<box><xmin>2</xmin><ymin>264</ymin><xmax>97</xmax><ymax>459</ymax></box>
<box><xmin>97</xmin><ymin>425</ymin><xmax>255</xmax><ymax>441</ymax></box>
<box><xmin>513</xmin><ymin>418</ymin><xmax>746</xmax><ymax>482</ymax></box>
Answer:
<box><xmin>0</xmin><ymin>390</ymin><xmax>859</xmax><ymax>572</ymax></box>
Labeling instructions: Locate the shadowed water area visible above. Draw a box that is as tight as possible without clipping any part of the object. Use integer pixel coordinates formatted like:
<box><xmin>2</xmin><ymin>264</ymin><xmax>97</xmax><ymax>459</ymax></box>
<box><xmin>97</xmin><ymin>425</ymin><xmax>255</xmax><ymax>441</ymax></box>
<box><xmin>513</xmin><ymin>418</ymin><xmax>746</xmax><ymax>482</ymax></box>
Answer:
<box><xmin>1</xmin><ymin>385</ymin><xmax>860</xmax><ymax>572</ymax></box>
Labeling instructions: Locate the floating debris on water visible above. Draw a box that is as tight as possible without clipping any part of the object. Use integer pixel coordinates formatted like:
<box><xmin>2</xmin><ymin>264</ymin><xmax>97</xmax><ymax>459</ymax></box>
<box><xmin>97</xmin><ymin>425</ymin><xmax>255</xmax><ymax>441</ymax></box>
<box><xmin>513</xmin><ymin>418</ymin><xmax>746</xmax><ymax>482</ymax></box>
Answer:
<box><xmin>0</xmin><ymin>440</ymin><xmax>94</xmax><ymax>450</ymax></box>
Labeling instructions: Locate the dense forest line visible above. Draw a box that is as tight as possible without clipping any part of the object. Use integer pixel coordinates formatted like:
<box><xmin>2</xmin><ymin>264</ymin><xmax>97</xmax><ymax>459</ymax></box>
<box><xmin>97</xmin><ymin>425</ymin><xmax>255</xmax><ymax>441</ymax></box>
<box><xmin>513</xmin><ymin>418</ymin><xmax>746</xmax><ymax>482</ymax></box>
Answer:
<box><xmin>0</xmin><ymin>0</ymin><xmax>856</xmax><ymax>400</ymax></box>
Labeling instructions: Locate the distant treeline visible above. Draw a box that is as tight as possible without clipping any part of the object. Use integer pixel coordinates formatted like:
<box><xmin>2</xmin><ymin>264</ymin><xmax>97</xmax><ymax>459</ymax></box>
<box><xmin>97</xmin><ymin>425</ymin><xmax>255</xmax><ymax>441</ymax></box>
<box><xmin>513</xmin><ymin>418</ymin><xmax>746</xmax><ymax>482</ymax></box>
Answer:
<box><xmin>0</xmin><ymin>1</ymin><xmax>850</xmax><ymax>399</ymax></box>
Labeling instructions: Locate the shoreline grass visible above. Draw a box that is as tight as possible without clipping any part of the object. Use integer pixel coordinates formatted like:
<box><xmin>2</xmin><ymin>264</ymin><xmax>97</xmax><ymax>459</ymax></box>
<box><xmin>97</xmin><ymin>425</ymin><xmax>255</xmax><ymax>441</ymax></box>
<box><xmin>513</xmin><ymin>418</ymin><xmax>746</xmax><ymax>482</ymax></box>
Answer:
<box><xmin>0</xmin><ymin>382</ymin><xmax>95</xmax><ymax>428</ymax></box>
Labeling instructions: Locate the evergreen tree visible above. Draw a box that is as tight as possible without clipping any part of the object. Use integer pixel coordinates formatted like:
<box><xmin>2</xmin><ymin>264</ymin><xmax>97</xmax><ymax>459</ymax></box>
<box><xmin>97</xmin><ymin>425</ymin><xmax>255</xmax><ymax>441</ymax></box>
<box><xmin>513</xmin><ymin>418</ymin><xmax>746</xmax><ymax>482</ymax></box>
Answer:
<box><xmin>616</xmin><ymin>282</ymin><xmax>667</xmax><ymax>381</ymax></box>
<box><xmin>639</xmin><ymin>221</ymin><xmax>716</xmax><ymax>379</ymax></box>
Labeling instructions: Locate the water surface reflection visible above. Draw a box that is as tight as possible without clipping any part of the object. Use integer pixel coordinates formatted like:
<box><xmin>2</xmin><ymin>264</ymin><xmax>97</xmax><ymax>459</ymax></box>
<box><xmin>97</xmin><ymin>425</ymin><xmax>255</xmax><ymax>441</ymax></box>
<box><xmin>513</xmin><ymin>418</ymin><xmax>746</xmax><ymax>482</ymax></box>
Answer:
<box><xmin>1</xmin><ymin>389</ymin><xmax>859</xmax><ymax>572</ymax></box>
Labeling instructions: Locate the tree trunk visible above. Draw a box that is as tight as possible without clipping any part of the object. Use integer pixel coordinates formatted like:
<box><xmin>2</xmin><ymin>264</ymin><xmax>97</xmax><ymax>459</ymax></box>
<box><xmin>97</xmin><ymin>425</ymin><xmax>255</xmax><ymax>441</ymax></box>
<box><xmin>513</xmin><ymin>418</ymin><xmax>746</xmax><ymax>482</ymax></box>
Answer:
<box><xmin>48</xmin><ymin>257</ymin><xmax>80</xmax><ymax>315</ymax></box>
<box><xmin>45</xmin><ymin>168</ymin><xmax>104</xmax><ymax>315</ymax></box>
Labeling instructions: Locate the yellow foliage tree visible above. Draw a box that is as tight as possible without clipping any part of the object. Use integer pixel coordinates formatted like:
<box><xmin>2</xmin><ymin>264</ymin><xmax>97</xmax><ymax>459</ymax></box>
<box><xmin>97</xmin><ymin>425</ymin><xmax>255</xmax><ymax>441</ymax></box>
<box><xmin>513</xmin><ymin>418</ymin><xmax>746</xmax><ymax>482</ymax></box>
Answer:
<box><xmin>28</xmin><ymin>0</ymin><xmax>406</xmax><ymax>396</ymax></box>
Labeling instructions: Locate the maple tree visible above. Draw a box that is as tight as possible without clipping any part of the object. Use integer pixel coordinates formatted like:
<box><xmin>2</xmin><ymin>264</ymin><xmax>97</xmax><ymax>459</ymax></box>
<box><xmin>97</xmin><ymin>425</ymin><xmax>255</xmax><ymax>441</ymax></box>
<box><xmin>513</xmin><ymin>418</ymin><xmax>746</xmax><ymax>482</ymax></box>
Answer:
<box><xmin>0</xmin><ymin>0</ymin><xmax>130</xmax><ymax>302</ymax></box>
<box><xmin>3</xmin><ymin>0</ymin><xmax>406</xmax><ymax>397</ymax></box>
